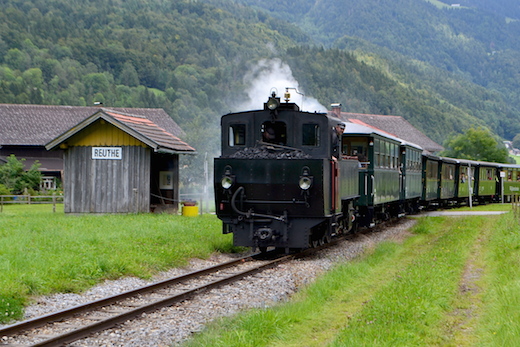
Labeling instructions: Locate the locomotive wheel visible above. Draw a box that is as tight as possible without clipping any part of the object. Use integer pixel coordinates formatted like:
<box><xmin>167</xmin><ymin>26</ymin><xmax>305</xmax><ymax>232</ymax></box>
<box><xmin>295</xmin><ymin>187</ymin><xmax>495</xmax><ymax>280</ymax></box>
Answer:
<box><xmin>323</xmin><ymin>233</ymin><xmax>331</xmax><ymax>244</ymax></box>
<box><xmin>259</xmin><ymin>247</ymin><xmax>268</xmax><ymax>253</ymax></box>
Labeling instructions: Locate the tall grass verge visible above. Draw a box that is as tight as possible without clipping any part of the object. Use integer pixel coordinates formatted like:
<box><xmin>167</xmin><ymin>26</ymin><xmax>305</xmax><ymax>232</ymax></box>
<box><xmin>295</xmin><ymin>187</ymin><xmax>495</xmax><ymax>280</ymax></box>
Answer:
<box><xmin>186</xmin><ymin>215</ymin><xmax>506</xmax><ymax>346</ymax></box>
<box><xmin>476</xmin><ymin>212</ymin><xmax>520</xmax><ymax>345</ymax></box>
<box><xmin>0</xmin><ymin>205</ymin><xmax>236</xmax><ymax>323</ymax></box>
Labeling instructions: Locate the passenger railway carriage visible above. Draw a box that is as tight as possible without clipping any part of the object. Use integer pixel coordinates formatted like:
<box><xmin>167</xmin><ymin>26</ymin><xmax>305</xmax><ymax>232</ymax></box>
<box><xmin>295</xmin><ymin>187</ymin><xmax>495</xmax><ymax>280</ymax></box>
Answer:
<box><xmin>500</xmin><ymin>163</ymin><xmax>520</xmax><ymax>201</ymax></box>
<box><xmin>341</xmin><ymin>124</ymin><xmax>422</xmax><ymax>226</ymax></box>
<box><xmin>214</xmin><ymin>91</ymin><xmax>520</xmax><ymax>252</ymax></box>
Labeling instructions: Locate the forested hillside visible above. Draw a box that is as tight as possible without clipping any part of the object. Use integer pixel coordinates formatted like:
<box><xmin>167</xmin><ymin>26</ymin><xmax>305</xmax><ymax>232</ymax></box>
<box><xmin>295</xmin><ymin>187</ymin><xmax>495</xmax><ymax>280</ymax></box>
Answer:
<box><xmin>1</xmin><ymin>0</ymin><xmax>519</xmax><ymax>182</ymax></box>
<box><xmin>236</xmin><ymin>0</ymin><xmax>520</xmax><ymax>140</ymax></box>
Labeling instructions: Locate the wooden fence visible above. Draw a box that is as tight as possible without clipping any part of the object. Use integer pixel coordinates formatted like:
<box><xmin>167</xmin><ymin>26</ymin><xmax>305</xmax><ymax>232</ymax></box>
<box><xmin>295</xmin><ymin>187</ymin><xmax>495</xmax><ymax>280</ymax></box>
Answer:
<box><xmin>0</xmin><ymin>194</ymin><xmax>64</xmax><ymax>212</ymax></box>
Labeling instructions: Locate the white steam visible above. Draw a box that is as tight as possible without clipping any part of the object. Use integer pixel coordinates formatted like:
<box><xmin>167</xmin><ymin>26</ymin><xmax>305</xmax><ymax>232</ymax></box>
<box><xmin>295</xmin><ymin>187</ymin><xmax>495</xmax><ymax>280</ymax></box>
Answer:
<box><xmin>238</xmin><ymin>58</ymin><xmax>327</xmax><ymax>113</ymax></box>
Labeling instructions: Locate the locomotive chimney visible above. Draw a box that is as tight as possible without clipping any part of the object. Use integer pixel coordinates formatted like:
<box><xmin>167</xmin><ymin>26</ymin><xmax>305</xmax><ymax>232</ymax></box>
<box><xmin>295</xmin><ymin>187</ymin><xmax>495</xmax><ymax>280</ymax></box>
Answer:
<box><xmin>330</xmin><ymin>103</ymin><xmax>342</xmax><ymax>118</ymax></box>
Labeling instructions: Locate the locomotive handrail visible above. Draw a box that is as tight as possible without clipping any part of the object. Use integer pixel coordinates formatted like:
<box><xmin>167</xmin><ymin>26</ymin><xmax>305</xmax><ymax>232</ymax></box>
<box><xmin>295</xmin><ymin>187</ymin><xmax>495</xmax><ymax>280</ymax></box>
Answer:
<box><xmin>231</xmin><ymin>186</ymin><xmax>286</xmax><ymax>222</ymax></box>
<box><xmin>257</xmin><ymin>140</ymin><xmax>301</xmax><ymax>152</ymax></box>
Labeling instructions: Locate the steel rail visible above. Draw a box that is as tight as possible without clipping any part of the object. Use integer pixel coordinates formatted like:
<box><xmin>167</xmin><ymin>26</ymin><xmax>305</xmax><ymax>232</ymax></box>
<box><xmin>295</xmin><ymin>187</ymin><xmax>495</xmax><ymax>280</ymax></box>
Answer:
<box><xmin>30</xmin><ymin>253</ymin><xmax>296</xmax><ymax>346</ymax></box>
<box><xmin>0</xmin><ymin>254</ymin><xmax>256</xmax><ymax>338</ymax></box>
<box><xmin>1</xmin><ymin>232</ymin><xmax>351</xmax><ymax>346</ymax></box>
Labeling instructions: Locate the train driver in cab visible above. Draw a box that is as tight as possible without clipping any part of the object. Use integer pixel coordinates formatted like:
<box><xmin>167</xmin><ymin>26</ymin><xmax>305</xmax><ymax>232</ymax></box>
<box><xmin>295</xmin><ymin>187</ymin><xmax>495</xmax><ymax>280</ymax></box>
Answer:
<box><xmin>332</xmin><ymin>122</ymin><xmax>345</xmax><ymax>160</ymax></box>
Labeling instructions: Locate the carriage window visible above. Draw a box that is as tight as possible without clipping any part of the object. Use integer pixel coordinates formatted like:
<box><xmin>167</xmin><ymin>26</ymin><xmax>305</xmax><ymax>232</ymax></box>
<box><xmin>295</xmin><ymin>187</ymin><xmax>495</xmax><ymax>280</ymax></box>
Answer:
<box><xmin>427</xmin><ymin>161</ymin><xmax>438</xmax><ymax>179</ymax></box>
<box><xmin>229</xmin><ymin>124</ymin><xmax>246</xmax><ymax>147</ymax></box>
<box><xmin>374</xmin><ymin>139</ymin><xmax>380</xmax><ymax>168</ymax></box>
<box><xmin>486</xmin><ymin>169</ymin><xmax>493</xmax><ymax>180</ymax></box>
<box><xmin>261</xmin><ymin>121</ymin><xmax>287</xmax><ymax>145</ymax></box>
<box><xmin>481</xmin><ymin>168</ymin><xmax>493</xmax><ymax>180</ymax></box>
<box><xmin>343</xmin><ymin>137</ymin><xmax>369</xmax><ymax>166</ymax></box>
<box><xmin>302</xmin><ymin>124</ymin><xmax>320</xmax><ymax>146</ymax></box>
<box><xmin>393</xmin><ymin>143</ymin><xmax>398</xmax><ymax>169</ymax></box>
<box><xmin>443</xmin><ymin>165</ymin><xmax>454</xmax><ymax>180</ymax></box>
<box><xmin>460</xmin><ymin>167</ymin><xmax>468</xmax><ymax>183</ymax></box>
<box><xmin>384</xmin><ymin>142</ymin><xmax>390</xmax><ymax>168</ymax></box>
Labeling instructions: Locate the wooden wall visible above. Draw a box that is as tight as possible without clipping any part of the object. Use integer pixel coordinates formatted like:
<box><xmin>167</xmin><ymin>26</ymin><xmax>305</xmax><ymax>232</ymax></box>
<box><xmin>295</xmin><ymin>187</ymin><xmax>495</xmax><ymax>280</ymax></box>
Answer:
<box><xmin>63</xmin><ymin>146</ymin><xmax>151</xmax><ymax>213</ymax></box>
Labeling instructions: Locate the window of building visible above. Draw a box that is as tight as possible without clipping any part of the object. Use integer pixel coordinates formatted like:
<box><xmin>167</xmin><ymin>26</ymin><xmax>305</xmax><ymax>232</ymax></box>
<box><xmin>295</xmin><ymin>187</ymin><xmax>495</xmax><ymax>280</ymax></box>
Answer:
<box><xmin>41</xmin><ymin>176</ymin><xmax>57</xmax><ymax>190</ymax></box>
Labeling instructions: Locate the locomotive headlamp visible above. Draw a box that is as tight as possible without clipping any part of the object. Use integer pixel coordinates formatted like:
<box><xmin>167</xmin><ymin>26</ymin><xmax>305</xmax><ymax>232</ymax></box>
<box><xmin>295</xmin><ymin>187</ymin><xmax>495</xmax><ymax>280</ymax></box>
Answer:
<box><xmin>266</xmin><ymin>97</ymin><xmax>279</xmax><ymax>110</ymax></box>
<box><xmin>221</xmin><ymin>176</ymin><xmax>234</xmax><ymax>189</ymax></box>
<box><xmin>299</xmin><ymin>176</ymin><xmax>313</xmax><ymax>190</ymax></box>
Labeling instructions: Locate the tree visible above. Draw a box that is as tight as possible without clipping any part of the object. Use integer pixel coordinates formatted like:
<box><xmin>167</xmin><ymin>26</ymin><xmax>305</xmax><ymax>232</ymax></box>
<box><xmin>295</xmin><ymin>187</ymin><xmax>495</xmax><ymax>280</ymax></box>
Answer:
<box><xmin>512</xmin><ymin>133</ymin><xmax>520</xmax><ymax>149</ymax></box>
<box><xmin>441</xmin><ymin>127</ymin><xmax>509</xmax><ymax>163</ymax></box>
<box><xmin>0</xmin><ymin>155</ymin><xmax>42</xmax><ymax>194</ymax></box>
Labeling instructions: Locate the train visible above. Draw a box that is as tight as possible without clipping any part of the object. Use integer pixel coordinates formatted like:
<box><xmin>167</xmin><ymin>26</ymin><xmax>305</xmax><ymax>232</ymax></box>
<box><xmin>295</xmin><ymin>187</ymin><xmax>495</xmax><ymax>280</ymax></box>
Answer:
<box><xmin>214</xmin><ymin>91</ymin><xmax>520</xmax><ymax>253</ymax></box>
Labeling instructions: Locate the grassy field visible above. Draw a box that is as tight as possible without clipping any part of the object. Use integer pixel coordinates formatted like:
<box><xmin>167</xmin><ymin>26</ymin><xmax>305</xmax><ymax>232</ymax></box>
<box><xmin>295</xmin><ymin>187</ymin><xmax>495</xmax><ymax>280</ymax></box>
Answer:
<box><xmin>0</xmin><ymin>204</ymin><xmax>237</xmax><ymax>323</ymax></box>
<box><xmin>186</xmin><ymin>205</ymin><xmax>520</xmax><ymax>346</ymax></box>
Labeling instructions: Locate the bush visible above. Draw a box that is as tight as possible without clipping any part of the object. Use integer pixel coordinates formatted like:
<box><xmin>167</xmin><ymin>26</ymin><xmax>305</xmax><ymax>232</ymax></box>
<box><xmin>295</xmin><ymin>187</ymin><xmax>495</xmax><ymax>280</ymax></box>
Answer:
<box><xmin>0</xmin><ymin>155</ymin><xmax>42</xmax><ymax>194</ymax></box>
<box><xmin>0</xmin><ymin>183</ymin><xmax>11</xmax><ymax>195</ymax></box>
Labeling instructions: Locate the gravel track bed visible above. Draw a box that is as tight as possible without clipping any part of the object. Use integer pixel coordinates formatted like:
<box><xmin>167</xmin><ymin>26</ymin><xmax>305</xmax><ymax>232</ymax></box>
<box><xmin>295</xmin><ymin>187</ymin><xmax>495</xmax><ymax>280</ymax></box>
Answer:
<box><xmin>1</xmin><ymin>218</ymin><xmax>415</xmax><ymax>346</ymax></box>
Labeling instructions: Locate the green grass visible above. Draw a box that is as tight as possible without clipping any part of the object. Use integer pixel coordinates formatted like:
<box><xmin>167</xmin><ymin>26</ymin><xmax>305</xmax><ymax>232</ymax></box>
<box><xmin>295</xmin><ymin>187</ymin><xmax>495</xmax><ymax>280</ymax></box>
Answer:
<box><xmin>477</xmin><ymin>211</ymin><xmax>520</xmax><ymax>345</ymax></box>
<box><xmin>185</xmin><ymin>212</ymin><xmax>520</xmax><ymax>346</ymax></box>
<box><xmin>0</xmin><ymin>205</ymin><xmax>237</xmax><ymax>323</ymax></box>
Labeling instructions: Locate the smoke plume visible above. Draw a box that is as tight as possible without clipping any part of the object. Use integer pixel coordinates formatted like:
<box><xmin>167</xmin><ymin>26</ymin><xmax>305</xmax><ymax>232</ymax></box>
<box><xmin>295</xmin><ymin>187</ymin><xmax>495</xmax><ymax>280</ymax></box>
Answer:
<box><xmin>238</xmin><ymin>58</ymin><xmax>327</xmax><ymax>113</ymax></box>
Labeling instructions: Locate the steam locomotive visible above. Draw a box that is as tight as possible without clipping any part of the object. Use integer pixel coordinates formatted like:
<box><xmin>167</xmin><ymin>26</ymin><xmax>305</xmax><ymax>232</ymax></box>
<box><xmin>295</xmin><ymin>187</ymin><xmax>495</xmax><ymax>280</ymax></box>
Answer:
<box><xmin>214</xmin><ymin>91</ymin><xmax>520</xmax><ymax>253</ymax></box>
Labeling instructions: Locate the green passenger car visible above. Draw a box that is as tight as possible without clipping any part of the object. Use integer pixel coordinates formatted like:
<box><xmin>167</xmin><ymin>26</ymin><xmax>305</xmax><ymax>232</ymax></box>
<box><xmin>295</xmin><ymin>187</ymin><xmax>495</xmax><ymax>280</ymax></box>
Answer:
<box><xmin>342</xmin><ymin>123</ymin><xmax>408</xmax><ymax>226</ymax></box>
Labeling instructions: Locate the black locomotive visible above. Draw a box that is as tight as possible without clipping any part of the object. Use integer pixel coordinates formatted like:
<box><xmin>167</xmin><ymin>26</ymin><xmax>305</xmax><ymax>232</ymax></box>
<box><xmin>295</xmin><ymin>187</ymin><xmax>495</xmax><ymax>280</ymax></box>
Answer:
<box><xmin>214</xmin><ymin>91</ymin><xmax>359</xmax><ymax>252</ymax></box>
<box><xmin>214</xmin><ymin>91</ymin><xmax>520</xmax><ymax>252</ymax></box>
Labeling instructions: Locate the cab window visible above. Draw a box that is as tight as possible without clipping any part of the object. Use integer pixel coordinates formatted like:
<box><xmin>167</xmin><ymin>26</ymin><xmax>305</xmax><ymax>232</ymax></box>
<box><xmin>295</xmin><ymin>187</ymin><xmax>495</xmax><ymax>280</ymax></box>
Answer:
<box><xmin>261</xmin><ymin>121</ymin><xmax>287</xmax><ymax>145</ymax></box>
<box><xmin>302</xmin><ymin>124</ymin><xmax>320</xmax><ymax>146</ymax></box>
<box><xmin>229</xmin><ymin>124</ymin><xmax>246</xmax><ymax>147</ymax></box>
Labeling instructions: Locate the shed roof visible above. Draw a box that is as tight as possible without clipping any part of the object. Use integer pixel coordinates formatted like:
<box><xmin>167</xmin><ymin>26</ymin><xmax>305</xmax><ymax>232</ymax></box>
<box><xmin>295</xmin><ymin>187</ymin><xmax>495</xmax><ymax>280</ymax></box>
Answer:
<box><xmin>0</xmin><ymin>104</ymin><xmax>185</xmax><ymax>146</ymax></box>
<box><xmin>335</xmin><ymin>112</ymin><xmax>443</xmax><ymax>153</ymax></box>
<box><xmin>46</xmin><ymin>109</ymin><xmax>195</xmax><ymax>154</ymax></box>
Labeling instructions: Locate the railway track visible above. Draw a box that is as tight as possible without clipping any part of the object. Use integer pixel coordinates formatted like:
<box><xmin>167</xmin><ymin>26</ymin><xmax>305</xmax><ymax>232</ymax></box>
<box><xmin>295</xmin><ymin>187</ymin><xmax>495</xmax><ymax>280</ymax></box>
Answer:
<box><xmin>0</xmin><ymin>251</ymin><xmax>301</xmax><ymax>346</ymax></box>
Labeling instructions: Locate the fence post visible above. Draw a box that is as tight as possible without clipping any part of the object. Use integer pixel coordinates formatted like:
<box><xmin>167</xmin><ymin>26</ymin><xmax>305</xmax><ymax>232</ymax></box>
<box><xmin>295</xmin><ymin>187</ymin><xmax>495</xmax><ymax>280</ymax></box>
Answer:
<box><xmin>53</xmin><ymin>193</ymin><xmax>56</xmax><ymax>213</ymax></box>
<box><xmin>1</xmin><ymin>196</ymin><xmax>3</xmax><ymax>213</ymax></box>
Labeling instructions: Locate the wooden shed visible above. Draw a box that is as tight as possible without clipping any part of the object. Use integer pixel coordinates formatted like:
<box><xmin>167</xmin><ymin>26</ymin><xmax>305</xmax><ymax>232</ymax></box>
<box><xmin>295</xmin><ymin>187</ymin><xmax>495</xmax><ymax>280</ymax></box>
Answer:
<box><xmin>45</xmin><ymin>109</ymin><xmax>195</xmax><ymax>213</ymax></box>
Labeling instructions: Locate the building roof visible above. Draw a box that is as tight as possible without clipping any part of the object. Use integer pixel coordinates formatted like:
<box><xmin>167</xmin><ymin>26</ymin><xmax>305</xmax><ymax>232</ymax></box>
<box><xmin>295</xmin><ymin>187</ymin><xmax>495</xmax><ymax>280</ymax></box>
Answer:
<box><xmin>342</xmin><ymin>122</ymin><xmax>423</xmax><ymax>151</ymax></box>
<box><xmin>46</xmin><ymin>109</ymin><xmax>196</xmax><ymax>154</ymax></box>
<box><xmin>335</xmin><ymin>112</ymin><xmax>444</xmax><ymax>153</ymax></box>
<box><xmin>0</xmin><ymin>104</ymin><xmax>185</xmax><ymax>146</ymax></box>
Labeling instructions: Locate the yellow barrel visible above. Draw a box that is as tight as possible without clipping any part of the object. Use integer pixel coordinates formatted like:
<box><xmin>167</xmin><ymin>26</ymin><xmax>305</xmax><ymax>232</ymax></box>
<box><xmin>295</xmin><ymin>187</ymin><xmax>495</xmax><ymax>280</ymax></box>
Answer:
<box><xmin>182</xmin><ymin>205</ymin><xmax>199</xmax><ymax>216</ymax></box>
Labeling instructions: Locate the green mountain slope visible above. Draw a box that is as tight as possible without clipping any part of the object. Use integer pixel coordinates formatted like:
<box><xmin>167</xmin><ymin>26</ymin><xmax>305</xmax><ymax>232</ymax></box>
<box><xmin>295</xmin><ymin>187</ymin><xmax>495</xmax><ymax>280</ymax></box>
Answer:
<box><xmin>236</xmin><ymin>0</ymin><xmax>520</xmax><ymax>140</ymax></box>
<box><xmin>2</xmin><ymin>0</ymin><xmax>520</xmax><ymax>182</ymax></box>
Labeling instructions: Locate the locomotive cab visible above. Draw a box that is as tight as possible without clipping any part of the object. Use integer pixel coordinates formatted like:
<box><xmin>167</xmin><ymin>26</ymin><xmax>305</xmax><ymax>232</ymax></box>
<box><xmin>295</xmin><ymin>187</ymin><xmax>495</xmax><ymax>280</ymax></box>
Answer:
<box><xmin>221</xmin><ymin>93</ymin><xmax>331</xmax><ymax>159</ymax></box>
